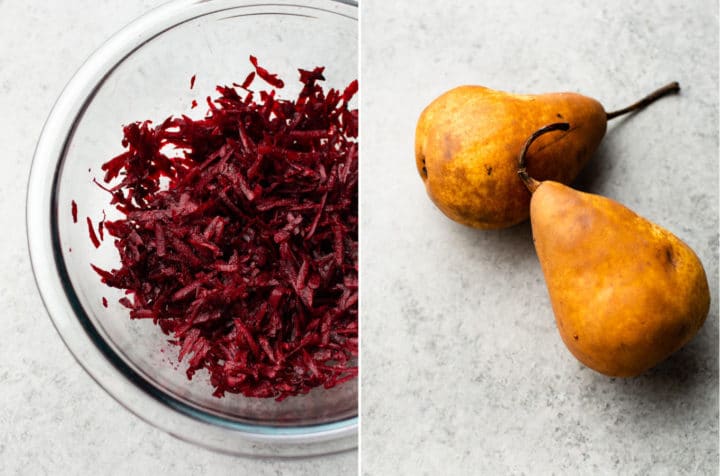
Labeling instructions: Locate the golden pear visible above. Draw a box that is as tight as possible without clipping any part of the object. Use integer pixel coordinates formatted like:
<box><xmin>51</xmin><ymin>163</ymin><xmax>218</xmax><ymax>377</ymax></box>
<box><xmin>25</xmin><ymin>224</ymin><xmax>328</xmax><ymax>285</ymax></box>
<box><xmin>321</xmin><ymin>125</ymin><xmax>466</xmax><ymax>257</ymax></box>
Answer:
<box><xmin>415</xmin><ymin>83</ymin><xmax>679</xmax><ymax>229</ymax></box>
<box><xmin>520</xmin><ymin>124</ymin><xmax>710</xmax><ymax>377</ymax></box>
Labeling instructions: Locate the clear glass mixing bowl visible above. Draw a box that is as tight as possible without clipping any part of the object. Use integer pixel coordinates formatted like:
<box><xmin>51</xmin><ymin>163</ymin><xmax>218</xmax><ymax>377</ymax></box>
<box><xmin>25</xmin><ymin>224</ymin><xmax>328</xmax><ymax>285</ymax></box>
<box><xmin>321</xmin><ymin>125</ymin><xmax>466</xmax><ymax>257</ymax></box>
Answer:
<box><xmin>27</xmin><ymin>0</ymin><xmax>357</xmax><ymax>457</ymax></box>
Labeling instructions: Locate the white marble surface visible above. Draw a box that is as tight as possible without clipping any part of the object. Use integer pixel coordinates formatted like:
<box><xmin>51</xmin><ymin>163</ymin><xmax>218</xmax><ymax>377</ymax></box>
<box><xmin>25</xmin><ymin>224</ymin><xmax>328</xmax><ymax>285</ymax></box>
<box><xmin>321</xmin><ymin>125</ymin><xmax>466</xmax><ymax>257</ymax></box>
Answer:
<box><xmin>361</xmin><ymin>1</ymin><xmax>718</xmax><ymax>475</ymax></box>
<box><xmin>1</xmin><ymin>1</ymin><xmax>356</xmax><ymax>474</ymax></box>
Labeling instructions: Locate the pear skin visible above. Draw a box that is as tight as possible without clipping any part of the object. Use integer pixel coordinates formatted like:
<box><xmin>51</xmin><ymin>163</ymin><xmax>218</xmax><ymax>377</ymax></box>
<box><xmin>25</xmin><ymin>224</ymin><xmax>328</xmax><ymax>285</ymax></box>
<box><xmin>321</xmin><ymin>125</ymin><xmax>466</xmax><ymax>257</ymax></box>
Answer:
<box><xmin>415</xmin><ymin>86</ymin><xmax>606</xmax><ymax>229</ymax></box>
<box><xmin>530</xmin><ymin>181</ymin><xmax>710</xmax><ymax>377</ymax></box>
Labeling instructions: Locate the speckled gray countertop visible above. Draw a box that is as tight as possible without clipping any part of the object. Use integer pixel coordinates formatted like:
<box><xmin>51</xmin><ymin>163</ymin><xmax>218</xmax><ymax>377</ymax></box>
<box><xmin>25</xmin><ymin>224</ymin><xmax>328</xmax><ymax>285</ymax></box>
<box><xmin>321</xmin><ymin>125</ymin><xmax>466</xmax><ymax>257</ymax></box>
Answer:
<box><xmin>361</xmin><ymin>1</ymin><xmax>718</xmax><ymax>475</ymax></box>
<box><xmin>1</xmin><ymin>1</ymin><xmax>356</xmax><ymax>474</ymax></box>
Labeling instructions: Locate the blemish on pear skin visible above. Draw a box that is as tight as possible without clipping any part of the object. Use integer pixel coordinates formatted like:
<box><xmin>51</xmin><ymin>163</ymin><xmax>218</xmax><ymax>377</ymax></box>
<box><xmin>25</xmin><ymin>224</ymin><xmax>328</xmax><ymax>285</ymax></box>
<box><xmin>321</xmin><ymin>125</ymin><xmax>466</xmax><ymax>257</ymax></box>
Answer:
<box><xmin>442</xmin><ymin>133</ymin><xmax>460</xmax><ymax>162</ymax></box>
<box><xmin>419</xmin><ymin>153</ymin><xmax>428</xmax><ymax>179</ymax></box>
<box><xmin>574</xmin><ymin>212</ymin><xmax>593</xmax><ymax>232</ymax></box>
<box><xmin>665</xmin><ymin>247</ymin><xmax>677</xmax><ymax>268</ymax></box>
<box><xmin>485</xmin><ymin>165</ymin><xmax>493</xmax><ymax>175</ymax></box>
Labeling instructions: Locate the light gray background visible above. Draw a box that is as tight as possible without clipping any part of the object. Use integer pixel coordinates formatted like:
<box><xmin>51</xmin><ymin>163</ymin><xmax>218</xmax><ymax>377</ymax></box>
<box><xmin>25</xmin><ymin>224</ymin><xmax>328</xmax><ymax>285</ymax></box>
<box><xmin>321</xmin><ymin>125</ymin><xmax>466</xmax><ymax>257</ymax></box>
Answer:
<box><xmin>362</xmin><ymin>1</ymin><xmax>718</xmax><ymax>475</ymax></box>
<box><xmin>0</xmin><ymin>1</ymin><xmax>356</xmax><ymax>474</ymax></box>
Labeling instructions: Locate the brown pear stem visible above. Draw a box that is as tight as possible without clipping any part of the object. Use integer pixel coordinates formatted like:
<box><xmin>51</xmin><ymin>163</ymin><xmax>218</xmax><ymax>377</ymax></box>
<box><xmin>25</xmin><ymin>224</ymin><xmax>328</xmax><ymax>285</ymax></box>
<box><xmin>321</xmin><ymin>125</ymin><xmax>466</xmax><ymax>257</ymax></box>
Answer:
<box><xmin>605</xmin><ymin>82</ymin><xmax>680</xmax><ymax>120</ymax></box>
<box><xmin>518</xmin><ymin>122</ymin><xmax>571</xmax><ymax>193</ymax></box>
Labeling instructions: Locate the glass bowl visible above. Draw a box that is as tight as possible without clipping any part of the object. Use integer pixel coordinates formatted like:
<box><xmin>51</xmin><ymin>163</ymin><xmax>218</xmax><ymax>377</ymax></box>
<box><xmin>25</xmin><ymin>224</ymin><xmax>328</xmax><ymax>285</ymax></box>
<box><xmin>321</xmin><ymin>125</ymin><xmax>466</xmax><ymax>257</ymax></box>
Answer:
<box><xmin>27</xmin><ymin>0</ymin><xmax>357</xmax><ymax>457</ymax></box>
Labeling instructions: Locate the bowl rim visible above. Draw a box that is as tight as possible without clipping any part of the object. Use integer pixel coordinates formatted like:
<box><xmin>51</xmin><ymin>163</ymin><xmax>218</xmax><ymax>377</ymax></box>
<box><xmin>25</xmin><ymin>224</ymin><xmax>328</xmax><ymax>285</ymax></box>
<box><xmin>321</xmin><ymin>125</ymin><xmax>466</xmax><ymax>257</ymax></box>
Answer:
<box><xmin>26</xmin><ymin>0</ymin><xmax>358</xmax><ymax>457</ymax></box>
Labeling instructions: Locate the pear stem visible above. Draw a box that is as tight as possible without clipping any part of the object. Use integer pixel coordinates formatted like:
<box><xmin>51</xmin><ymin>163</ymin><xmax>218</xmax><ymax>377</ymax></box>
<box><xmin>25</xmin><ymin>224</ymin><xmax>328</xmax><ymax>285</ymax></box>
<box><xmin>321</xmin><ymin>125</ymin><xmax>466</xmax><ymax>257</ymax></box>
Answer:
<box><xmin>605</xmin><ymin>82</ymin><xmax>680</xmax><ymax>120</ymax></box>
<box><xmin>518</xmin><ymin>122</ymin><xmax>571</xmax><ymax>193</ymax></box>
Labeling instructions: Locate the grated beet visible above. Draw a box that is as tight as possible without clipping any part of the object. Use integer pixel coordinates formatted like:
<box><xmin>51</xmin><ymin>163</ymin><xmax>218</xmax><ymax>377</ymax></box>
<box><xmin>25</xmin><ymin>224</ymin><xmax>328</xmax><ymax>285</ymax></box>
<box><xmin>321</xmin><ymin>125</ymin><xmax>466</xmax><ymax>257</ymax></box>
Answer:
<box><xmin>87</xmin><ymin>217</ymin><xmax>100</xmax><ymax>248</ymax></box>
<box><xmin>90</xmin><ymin>57</ymin><xmax>358</xmax><ymax>400</ymax></box>
<box><xmin>97</xmin><ymin>211</ymin><xmax>106</xmax><ymax>241</ymax></box>
<box><xmin>249</xmin><ymin>55</ymin><xmax>284</xmax><ymax>89</ymax></box>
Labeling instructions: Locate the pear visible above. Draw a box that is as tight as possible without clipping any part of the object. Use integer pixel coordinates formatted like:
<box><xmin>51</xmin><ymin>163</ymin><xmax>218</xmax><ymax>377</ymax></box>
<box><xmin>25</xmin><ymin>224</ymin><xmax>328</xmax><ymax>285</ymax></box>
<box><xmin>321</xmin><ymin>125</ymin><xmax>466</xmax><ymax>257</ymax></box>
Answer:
<box><xmin>519</xmin><ymin>123</ymin><xmax>710</xmax><ymax>377</ymax></box>
<box><xmin>415</xmin><ymin>82</ymin><xmax>680</xmax><ymax>229</ymax></box>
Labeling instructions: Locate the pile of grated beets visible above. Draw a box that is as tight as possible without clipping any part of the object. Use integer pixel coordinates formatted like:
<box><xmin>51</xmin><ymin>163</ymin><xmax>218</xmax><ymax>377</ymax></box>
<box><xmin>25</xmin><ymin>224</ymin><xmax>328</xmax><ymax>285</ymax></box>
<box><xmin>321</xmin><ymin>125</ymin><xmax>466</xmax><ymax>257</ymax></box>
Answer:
<box><xmin>91</xmin><ymin>57</ymin><xmax>358</xmax><ymax>400</ymax></box>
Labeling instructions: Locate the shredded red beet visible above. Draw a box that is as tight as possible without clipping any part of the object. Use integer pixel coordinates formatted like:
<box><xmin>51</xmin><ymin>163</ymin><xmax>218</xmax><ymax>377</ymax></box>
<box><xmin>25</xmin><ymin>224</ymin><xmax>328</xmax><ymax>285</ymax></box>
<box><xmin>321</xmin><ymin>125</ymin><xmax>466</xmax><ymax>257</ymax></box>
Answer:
<box><xmin>91</xmin><ymin>57</ymin><xmax>358</xmax><ymax>400</ymax></box>
<box><xmin>191</xmin><ymin>100</ymin><xmax>198</xmax><ymax>109</ymax></box>
<box><xmin>71</xmin><ymin>200</ymin><xmax>78</xmax><ymax>223</ymax></box>
<box><xmin>249</xmin><ymin>55</ymin><xmax>285</xmax><ymax>89</ymax></box>
<box><xmin>102</xmin><ymin>297</ymin><xmax>108</xmax><ymax>308</ymax></box>
<box><xmin>190</xmin><ymin>74</ymin><xmax>196</xmax><ymax>90</ymax></box>
<box><xmin>240</xmin><ymin>71</ymin><xmax>255</xmax><ymax>90</ymax></box>
<box><xmin>87</xmin><ymin>217</ymin><xmax>100</xmax><ymax>248</ymax></box>
<box><xmin>97</xmin><ymin>211</ymin><xmax>106</xmax><ymax>241</ymax></box>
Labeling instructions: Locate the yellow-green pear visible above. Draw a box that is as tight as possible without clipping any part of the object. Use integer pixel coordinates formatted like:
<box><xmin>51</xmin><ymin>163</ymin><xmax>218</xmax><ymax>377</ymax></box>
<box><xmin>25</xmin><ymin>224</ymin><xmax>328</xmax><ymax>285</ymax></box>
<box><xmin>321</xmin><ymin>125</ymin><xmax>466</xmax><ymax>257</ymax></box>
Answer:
<box><xmin>415</xmin><ymin>82</ymin><xmax>679</xmax><ymax>229</ymax></box>
<box><xmin>520</xmin><ymin>123</ymin><xmax>710</xmax><ymax>377</ymax></box>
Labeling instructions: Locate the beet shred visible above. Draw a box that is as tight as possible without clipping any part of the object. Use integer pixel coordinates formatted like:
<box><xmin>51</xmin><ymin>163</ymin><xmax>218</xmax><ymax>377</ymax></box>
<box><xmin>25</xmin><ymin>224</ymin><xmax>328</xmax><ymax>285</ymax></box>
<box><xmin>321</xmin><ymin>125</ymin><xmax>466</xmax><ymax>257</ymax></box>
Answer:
<box><xmin>91</xmin><ymin>59</ymin><xmax>358</xmax><ymax>400</ymax></box>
